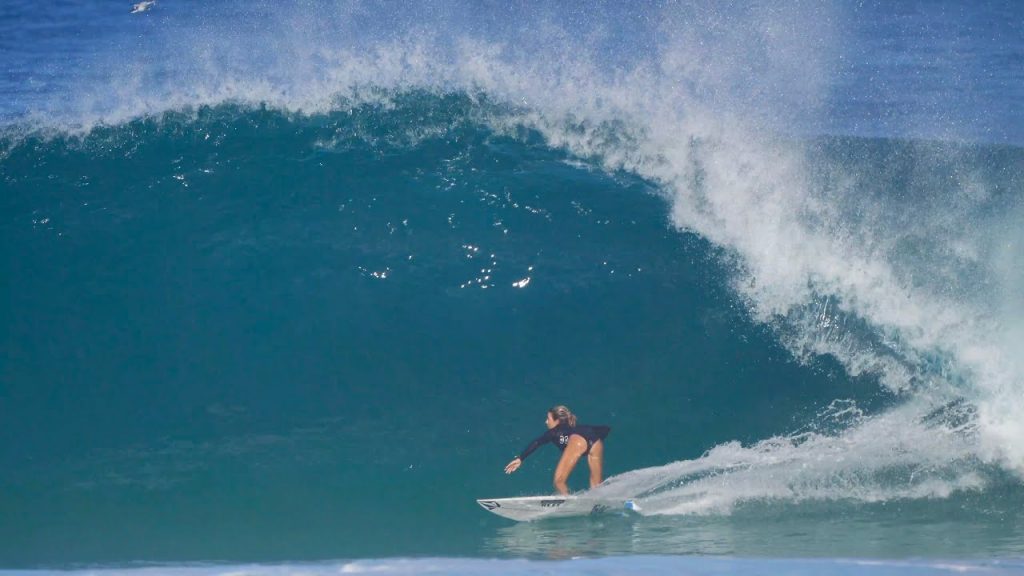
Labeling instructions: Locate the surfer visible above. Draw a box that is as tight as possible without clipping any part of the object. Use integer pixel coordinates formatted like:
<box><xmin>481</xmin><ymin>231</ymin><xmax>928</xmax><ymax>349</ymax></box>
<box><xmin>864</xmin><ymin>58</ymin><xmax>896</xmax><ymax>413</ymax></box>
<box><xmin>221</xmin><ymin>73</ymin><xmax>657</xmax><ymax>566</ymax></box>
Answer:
<box><xmin>504</xmin><ymin>405</ymin><xmax>610</xmax><ymax>495</ymax></box>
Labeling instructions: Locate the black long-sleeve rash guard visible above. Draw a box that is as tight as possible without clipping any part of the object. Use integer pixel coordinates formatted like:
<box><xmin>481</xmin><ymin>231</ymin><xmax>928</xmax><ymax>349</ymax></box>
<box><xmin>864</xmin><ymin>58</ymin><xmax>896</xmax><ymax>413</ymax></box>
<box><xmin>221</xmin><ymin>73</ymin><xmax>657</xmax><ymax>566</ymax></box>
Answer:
<box><xmin>517</xmin><ymin>423</ymin><xmax>611</xmax><ymax>461</ymax></box>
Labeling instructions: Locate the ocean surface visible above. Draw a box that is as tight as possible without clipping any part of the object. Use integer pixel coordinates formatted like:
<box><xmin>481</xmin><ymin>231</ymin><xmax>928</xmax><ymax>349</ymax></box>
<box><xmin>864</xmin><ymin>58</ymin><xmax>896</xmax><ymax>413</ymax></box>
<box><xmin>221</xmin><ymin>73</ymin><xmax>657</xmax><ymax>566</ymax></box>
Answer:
<box><xmin>2</xmin><ymin>0</ymin><xmax>1024</xmax><ymax>572</ymax></box>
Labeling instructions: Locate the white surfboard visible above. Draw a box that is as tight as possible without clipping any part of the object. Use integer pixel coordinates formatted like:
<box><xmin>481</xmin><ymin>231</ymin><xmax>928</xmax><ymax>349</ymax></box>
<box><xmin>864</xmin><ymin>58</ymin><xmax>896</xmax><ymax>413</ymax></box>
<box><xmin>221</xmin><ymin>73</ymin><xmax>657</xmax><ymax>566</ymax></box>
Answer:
<box><xmin>476</xmin><ymin>495</ymin><xmax>639</xmax><ymax>522</ymax></box>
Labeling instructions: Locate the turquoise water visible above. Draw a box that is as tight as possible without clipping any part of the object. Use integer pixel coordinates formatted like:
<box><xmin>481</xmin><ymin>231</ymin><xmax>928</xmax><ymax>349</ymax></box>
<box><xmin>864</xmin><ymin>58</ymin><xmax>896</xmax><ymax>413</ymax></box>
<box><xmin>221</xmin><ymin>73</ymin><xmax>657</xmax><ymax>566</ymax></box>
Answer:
<box><xmin>2</xmin><ymin>0</ymin><xmax>1024</xmax><ymax>570</ymax></box>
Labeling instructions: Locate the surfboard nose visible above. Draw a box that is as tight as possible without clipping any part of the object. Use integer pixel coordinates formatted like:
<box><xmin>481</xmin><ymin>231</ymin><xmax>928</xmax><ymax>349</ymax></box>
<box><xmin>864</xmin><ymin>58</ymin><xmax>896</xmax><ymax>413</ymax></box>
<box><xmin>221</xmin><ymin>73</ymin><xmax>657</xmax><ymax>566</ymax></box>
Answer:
<box><xmin>477</xmin><ymin>499</ymin><xmax>501</xmax><ymax>511</ymax></box>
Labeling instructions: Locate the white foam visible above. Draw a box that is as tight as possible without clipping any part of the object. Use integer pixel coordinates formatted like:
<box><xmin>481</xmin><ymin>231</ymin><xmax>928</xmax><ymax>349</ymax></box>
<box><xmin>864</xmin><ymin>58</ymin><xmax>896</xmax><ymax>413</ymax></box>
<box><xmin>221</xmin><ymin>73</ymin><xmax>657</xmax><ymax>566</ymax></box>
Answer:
<box><xmin>591</xmin><ymin>400</ymin><xmax>985</xmax><ymax>514</ymax></box>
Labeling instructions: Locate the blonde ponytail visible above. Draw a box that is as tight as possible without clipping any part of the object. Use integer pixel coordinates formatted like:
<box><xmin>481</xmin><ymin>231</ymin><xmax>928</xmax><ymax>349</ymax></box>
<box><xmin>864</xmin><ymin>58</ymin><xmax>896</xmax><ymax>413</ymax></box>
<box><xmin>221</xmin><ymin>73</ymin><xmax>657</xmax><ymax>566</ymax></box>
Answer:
<box><xmin>549</xmin><ymin>405</ymin><xmax>577</xmax><ymax>427</ymax></box>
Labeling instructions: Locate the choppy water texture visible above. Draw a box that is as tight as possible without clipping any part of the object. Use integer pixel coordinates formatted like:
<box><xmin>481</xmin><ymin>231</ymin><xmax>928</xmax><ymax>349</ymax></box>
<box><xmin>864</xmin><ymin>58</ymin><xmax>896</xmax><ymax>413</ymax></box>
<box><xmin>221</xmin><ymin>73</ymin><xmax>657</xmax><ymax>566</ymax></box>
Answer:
<box><xmin>2</xmin><ymin>0</ymin><xmax>1024</xmax><ymax>570</ymax></box>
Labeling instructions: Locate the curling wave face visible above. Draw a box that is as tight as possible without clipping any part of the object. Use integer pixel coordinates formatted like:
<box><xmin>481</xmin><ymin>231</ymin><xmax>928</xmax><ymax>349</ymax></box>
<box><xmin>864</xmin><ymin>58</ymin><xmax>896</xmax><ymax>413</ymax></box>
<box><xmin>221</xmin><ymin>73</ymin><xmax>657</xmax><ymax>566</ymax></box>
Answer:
<box><xmin>2</xmin><ymin>0</ymin><xmax>1023</xmax><ymax>564</ymax></box>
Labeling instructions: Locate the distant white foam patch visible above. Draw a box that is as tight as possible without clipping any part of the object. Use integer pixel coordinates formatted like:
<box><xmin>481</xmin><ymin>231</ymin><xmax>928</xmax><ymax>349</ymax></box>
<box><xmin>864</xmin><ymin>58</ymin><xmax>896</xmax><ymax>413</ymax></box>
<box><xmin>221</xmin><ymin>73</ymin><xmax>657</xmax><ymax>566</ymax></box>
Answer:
<box><xmin>130</xmin><ymin>1</ymin><xmax>155</xmax><ymax>14</ymax></box>
<box><xmin>1</xmin><ymin>556</ymin><xmax>1019</xmax><ymax>576</ymax></box>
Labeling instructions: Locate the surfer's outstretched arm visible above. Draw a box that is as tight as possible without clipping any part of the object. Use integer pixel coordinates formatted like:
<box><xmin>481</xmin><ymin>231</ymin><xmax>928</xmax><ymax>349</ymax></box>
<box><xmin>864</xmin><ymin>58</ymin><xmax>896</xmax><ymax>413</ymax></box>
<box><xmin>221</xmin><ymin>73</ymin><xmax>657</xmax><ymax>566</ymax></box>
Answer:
<box><xmin>504</xmin><ymin>430</ymin><xmax>553</xmax><ymax>474</ymax></box>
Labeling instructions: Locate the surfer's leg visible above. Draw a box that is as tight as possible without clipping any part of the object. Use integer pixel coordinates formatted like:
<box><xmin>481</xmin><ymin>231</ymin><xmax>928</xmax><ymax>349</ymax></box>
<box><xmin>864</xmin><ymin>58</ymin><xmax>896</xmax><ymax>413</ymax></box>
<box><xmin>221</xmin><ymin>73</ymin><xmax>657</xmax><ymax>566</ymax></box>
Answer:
<box><xmin>553</xmin><ymin>435</ymin><xmax>588</xmax><ymax>495</ymax></box>
<box><xmin>587</xmin><ymin>439</ymin><xmax>604</xmax><ymax>487</ymax></box>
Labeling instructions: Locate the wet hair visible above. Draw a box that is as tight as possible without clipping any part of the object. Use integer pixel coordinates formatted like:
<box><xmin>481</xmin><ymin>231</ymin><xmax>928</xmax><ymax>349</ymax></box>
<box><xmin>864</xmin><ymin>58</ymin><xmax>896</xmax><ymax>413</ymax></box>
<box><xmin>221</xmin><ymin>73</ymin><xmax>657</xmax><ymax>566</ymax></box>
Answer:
<box><xmin>549</xmin><ymin>405</ymin><xmax>577</xmax><ymax>427</ymax></box>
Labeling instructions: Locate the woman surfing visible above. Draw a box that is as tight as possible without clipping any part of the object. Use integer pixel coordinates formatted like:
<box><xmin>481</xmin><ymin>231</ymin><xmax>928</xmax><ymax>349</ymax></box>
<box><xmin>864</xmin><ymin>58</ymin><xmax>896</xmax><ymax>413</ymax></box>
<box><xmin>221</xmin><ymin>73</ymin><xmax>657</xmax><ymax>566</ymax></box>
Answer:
<box><xmin>504</xmin><ymin>405</ymin><xmax>610</xmax><ymax>495</ymax></box>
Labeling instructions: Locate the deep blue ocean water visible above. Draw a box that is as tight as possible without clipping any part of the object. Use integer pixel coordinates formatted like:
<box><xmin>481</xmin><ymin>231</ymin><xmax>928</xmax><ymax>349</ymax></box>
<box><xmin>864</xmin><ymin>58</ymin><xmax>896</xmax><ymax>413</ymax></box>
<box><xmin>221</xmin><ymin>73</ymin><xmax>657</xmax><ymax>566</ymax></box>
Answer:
<box><xmin>2</xmin><ymin>1</ymin><xmax>1024</xmax><ymax>573</ymax></box>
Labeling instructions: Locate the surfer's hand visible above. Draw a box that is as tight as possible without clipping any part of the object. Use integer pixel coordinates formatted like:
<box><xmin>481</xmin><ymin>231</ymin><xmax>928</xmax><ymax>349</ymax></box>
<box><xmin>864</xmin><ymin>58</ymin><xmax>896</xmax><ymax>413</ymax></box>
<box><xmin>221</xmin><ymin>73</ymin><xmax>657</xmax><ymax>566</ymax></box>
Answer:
<box><xmin>504</xmin><ymin>457</ymin><xmax>521</xmax><ymax>474</ymax></box>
